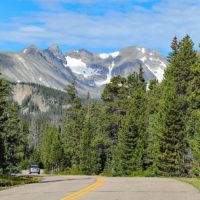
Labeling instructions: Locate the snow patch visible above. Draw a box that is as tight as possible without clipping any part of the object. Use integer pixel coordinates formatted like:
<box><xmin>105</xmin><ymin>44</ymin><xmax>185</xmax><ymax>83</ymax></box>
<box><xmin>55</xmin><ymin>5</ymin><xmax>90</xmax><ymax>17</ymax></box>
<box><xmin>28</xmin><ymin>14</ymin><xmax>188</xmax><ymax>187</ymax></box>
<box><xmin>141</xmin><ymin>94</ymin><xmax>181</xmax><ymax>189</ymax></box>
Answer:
<box><xmin>99</xmin><ymin>53</ymin><xmax>109</xmax><ymax>59</ymax></box>
<box><xmin>141</xmin><ymin>48</ymin><xmax>146</xmax><ymax>54</ymax></box>
<box><xmin>137</xmin><ymin>47</ymin><xmax>146</xmax><ymax>54</ymax></box>
<box><xmin>99</xmin><ymin>51</ymin><xmax>120</xmax><ymax>59</ymax></box>
<box><xmin>144</xmin><ymin>63</ymin><xmax>164</xmax><ymax>83</ymax></box>
<box><xmin>65</xmin><ymin>56</ymin><xmax>98</xmax><ymax>78</ymax></box>
<box><xmin>140</xmin><ymin>55</ymin><xmax>166</xmax><ymax>82</ymax></box>
<box><xmin>159</xmin><ymin>60</ymin><xmax>167</xmax><ymax>68</ymax></box>
<box><xmin>110</xmin><ymin>51</ymin><xmax>120</xmax><ymax>58</ymax></box>
<box><xmin>146</xmin><ymin>83</ymin><xmax>150</xmax><ymax>91</ymax></box>
<box><xmin>153</xmin><ymin>68</ymin><xmax>165</xmax><ymax>82</ymax></box>
<box><xmin>96</xmin><ymin>62</ymin><xmax>115</xmax><ymax>86</ymax></box>
<box><xmin>65</xmin><ymin>56</ymin><xmax>86</xmax><ymax>68</ymax></box>
<box><xmin>140</xmin><ymin>56</ymin><xmax>147</xmax><ymax>62</ymax></box>
<box><xmin>23</xmin><ymin>49</ymin><xmax>27</xmax><ymax>54</ymax></box>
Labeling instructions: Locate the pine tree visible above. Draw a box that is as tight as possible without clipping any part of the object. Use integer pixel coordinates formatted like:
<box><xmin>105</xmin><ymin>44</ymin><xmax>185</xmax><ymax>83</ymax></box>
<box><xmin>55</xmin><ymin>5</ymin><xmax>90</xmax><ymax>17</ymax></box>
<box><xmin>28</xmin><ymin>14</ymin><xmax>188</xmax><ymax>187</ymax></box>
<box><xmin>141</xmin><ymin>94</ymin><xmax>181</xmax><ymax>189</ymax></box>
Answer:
<box><xmin>112</xmin><ymin>72</ymin><xmax>147</xmax><ymax>175</ymax></box>
<box><xmin>157</xmin><ymin>81</ymin><xmax>186</xmax><ymax>176</ymax></box>
<box><xmin>61</xmin><ymin>84</ymin><xmax>83</xmax><ymax>168</ymax></box>
<box><xmin>0</xmin><ymin>78</ymin><xmax>25</xmax><ymax>174</ymax></box>
<box><xmin>138</xmin><ymin>64</ymin><xmax>145</xmax><ymax>83</ymax></box>
<box><xmin>0</xmin><ymin>78</ymin><xmax>9</xmax><ymax>172</ymax></box>
<box><xmin>101</xmin><ymin>76</ymin><xmax>129</xmax><ymax>142</ymax></box>
<box><xmin>112</xmin><ymin>113</ymin><xmax>139</xmax><ymax>175</ymax></box>
<box><xmin>166</xmin><ymin>35</ymin><xmax>198</xmax><ymax>95</ymax></box>
<box><xmin>157</xmin><ymin>35</ymin><xmax>198</xmax><ymax>176</ymax></box>
<box><xmin>79</xmin><ymin>118</ymin><xmax>99</xmax><ymax>174</ymax></box>
<box><xmin>187</xmin><ymin>62</ymin><xmax>200</xmax><ymax>175</ymax></box>
<box><xmin>168</xmin><ymin>36</ymin><xmax>179</xmax><ymax>62</ymax></box>
<box><xmin>79</xmin><ymin>93</ymin><xmax>100</xmax><ymax>174</ymax></box>
<box><xmin>144</xmin><ymin>79</ymin><xmax>160</xmax><ymax>174</ymax></box>
<box><xmin>99</xmin><ymin>76</ymin><xmax>131</xmax><ymax>173</ymax></box>
<box><xmin>90</xmin><ymin>102</ymin><xmax>113</xmax><ymax>174</ymax></box>
<box><xmin>41</xmin><ymin>125</ymin><xmax>61</xmax><ymax>171</ymax></box>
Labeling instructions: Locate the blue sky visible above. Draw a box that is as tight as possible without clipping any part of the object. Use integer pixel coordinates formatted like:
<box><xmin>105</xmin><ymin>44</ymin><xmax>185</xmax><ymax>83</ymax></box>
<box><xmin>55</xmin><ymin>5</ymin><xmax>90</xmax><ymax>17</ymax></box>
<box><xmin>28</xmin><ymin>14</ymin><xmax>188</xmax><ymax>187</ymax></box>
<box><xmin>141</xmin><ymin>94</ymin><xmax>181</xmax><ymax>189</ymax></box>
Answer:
<box><xmin>0</xmin><ymin>0</ymin><xmax>200</xmax><ymax>56</ymax></box>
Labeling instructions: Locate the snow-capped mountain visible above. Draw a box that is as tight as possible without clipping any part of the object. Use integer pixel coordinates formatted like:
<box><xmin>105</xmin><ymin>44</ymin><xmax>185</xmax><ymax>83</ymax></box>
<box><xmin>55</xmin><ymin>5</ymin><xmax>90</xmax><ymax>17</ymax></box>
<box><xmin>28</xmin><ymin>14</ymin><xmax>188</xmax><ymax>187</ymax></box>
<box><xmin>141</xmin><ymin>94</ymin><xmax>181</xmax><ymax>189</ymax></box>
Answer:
<box><xmin>63</xmin><ymin>46</ymin><xmax>167</xmax><ymax>86</ymax></box>
<box><xmin>0</xmin><ymin>44</ymin><xmax>168</xmax><ymax>98</ymax></box>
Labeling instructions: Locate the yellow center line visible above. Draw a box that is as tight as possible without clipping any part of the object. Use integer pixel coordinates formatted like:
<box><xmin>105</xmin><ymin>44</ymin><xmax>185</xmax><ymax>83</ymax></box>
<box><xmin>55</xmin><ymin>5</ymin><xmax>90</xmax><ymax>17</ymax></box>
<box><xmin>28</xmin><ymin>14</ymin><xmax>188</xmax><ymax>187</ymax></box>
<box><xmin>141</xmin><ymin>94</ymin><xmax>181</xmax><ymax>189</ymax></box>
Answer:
<box><xmin>62</xmin><ymin>177</ymin><xmax>103</xmax><ymax>200</ymax></box>
<box><xmin>61</xmin><ymin>177</ymin><xmax>105</xmax><ymax>200</ymax></box>
<box><xmin>69</xmin><ymin>178</ymin><xmax>105</xmax><ymax>200</ymax></box>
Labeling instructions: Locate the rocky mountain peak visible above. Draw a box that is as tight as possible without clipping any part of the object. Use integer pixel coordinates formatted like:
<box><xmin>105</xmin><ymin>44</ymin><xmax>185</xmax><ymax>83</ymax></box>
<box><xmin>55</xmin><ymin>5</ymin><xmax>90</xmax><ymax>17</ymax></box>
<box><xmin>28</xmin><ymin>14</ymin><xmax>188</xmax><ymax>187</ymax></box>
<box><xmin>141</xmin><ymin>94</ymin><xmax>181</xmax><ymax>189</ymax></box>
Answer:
<box><xmin>22</xmin><ymin>45</ymin><xmax>42</xmax><ymax>56</ymax></box>
<box><xmin>48</xmin><ymin>44</ymin><xmax>62</xmax><ymax>55</ymax></box>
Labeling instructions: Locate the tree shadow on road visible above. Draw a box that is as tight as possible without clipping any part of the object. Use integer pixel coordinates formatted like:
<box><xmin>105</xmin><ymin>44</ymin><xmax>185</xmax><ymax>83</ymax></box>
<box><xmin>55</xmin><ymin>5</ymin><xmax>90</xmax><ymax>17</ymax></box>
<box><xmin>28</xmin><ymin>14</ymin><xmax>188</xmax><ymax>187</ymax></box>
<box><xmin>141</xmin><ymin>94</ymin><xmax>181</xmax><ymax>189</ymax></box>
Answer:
<box><xmin>36</xmin><ymin>177</ymin><xmax>94</xmax><ymax>184</ymax></box>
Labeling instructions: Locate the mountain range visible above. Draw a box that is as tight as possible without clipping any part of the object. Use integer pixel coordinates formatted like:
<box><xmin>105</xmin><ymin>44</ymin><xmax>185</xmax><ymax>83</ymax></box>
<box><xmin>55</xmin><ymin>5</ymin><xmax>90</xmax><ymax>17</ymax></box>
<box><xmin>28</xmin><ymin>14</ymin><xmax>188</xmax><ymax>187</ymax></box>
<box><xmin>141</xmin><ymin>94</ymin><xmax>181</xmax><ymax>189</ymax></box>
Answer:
<box><xmin>0</xmin><ymin>44</ymin><xmax>168</xmax><ymax>98</ymax></box>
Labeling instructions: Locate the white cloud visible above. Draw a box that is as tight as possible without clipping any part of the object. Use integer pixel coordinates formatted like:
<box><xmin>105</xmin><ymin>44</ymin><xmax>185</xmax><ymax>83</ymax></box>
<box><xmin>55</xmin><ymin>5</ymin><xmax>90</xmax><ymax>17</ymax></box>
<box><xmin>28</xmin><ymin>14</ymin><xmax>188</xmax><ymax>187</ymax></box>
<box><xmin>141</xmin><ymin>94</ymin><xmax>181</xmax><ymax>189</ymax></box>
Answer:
<box><xmin>19</xmin><ymin>25</ymin><xmax>45</xmax><ymax>32</ymax></box>
<box><xmin>0</xmin><ymin>0</ymin><xmax>200</xmax><ymax>53</ymax></box>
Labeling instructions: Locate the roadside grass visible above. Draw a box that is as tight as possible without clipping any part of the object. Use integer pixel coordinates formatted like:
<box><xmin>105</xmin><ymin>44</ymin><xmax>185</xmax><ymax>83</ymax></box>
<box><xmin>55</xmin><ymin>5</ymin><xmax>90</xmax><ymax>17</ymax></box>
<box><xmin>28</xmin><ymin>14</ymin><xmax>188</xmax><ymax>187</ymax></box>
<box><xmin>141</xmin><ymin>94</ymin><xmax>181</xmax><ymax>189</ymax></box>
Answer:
<box><xmin>101</xmin><ymin>170</ymin><xmax>154</xmax><ymax>177</ymax></box>
<box><xmin>54</xmin><ymin>169</ymin><xmax>154</xmax><ymax>177</ymax></box>
<box><xmin>176</xmin><ymin>178</ymin><xmax>200</xmax><ymax>191</ymax></box>
<box><xmin>0</xmin><ymin>175</ymin><xmax>42</xmax><ymax>190</ymax></box>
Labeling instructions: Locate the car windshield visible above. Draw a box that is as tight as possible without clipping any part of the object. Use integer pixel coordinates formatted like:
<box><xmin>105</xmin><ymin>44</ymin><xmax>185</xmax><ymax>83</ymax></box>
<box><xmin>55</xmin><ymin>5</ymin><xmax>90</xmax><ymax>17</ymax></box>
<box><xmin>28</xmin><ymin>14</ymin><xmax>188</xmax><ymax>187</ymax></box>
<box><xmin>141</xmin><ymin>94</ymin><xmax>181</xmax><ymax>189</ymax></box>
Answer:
<box><xmin>31</xmin><ymin>165</ymin><xmax>39</xmax><ymax>168</ymax></box>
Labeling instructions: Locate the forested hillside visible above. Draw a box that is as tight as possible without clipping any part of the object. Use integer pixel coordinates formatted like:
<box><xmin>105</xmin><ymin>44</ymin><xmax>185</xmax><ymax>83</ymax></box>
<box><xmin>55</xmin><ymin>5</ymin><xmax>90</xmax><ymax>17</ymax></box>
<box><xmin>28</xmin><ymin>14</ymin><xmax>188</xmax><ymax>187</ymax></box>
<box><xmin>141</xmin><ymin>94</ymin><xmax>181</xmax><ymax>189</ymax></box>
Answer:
<box><xmin>0</xmin><ymin>35</ymin><xmax>200</xmax><ymax>177</ymax></box>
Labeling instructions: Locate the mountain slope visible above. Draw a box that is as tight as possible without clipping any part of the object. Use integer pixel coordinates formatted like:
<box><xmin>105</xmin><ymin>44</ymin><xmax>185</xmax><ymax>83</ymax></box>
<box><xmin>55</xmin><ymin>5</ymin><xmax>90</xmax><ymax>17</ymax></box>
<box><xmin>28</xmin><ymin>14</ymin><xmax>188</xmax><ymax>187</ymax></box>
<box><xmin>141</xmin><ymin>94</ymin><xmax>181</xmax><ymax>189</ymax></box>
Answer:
<box><xmin>12</xmin><ymin>82</ymin><xmax>68</xmax><ymax>114</ymax></box>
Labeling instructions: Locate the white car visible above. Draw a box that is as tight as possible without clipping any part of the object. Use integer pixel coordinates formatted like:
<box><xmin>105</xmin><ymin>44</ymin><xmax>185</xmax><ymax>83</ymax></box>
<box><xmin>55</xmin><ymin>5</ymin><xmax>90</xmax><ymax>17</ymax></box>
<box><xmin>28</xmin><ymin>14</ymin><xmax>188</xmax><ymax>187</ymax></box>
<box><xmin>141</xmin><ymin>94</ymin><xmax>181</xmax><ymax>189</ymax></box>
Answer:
<box><xmin>29</xmin><ymin>164</ymin><xmax>40</xmax><ymax>174</ymax></box>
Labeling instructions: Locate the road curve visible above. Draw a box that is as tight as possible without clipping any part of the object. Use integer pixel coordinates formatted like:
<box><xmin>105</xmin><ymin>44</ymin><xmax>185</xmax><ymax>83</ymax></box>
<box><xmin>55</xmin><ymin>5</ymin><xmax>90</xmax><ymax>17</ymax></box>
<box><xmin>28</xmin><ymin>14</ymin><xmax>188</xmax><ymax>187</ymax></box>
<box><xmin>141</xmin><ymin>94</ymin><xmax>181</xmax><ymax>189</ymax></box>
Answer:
<box><xmin>0</xmin><ymin>175</ymin><xmax>97</xmax><ymax>200</ymax></box>
<box><xmin>0</xmin><ymin>175</ymin><xmax>200</xmax><ymax>200</ymax></box>
<box><xmin>79</xmin><ymin>177</ymin><xmax>200</xmax><ymax>200</ymax></box>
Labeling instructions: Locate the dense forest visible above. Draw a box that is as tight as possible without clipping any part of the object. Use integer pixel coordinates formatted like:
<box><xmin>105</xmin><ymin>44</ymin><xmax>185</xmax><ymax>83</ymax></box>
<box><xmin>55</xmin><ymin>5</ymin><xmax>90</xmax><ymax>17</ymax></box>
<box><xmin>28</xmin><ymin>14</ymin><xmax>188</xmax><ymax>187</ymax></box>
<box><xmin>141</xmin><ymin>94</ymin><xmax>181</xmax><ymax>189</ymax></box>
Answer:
<box><xmin>0</xmin><ymin>35</ymin><xmax>200</xmax><ymax>177</ymax></box>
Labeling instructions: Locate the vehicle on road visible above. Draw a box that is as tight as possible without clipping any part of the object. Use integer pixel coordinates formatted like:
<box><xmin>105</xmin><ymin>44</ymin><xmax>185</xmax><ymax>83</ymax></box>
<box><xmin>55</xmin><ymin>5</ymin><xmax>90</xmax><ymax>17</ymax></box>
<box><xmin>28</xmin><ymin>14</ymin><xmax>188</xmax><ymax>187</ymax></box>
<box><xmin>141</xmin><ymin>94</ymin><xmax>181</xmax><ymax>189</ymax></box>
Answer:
<box><xmin>29</xmin><ymin>164</ymin><xmax>40</xmax><ymax>174</ymax></box>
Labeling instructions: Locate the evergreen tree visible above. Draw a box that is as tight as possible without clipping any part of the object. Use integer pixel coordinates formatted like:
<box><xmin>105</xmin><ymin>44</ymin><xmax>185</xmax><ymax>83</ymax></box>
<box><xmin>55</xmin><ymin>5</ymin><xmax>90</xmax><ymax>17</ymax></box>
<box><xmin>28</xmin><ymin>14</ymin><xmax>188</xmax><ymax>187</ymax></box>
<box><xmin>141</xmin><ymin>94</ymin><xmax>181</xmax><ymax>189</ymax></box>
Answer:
<box><xmin>61</xmin><ymin>85</ymin><xmax>83</xmax><ymax>168</ymax></box>
<box><xmin>187</xmin><ymin>62</ymin><xmax>200</xmax><ymax>175</ymax></box>
<box><xmin>144</xmin><ymin>79</ymin><xmax>160</xmax><ymax>174</ymax></box>
<box><xmin>79</xmin><ymin>118</ymin><xmax>99</xmax><ymax>174</ymax></box>
<box><xmin>138</xmin><ymin>64</ymin><xmax>145</xmax><ymax>83</ymax></box>
<box><xmin>41</xmin><ymin>125</ymin><xmax>61</xmax><ymax>171</ymax></box>
<box><xmin>0</xmin><ymin>78</ymin><xmax>25</xmax><ymax>174</ymax></box>
<box><xmin>80</xmin><ymin>94</ymin><xmax>100</xmax><ymax>174</ymax></box>
<box><xmin>99</xmin><ymin>76</ymin><xmax>130</xmax><ymax>172</ymax></box>
<box><xmin>112</xmin><ymin>113</ymin><xmax>139</xmax><ymax>175</ymax></box>
<box><xmin>168</xmin><ymin>36</ymin><xmax>179</xmax><ymax>62</ymax></box>
<box><xmin>157</xmin><ymin>35</ymin><xmax>198</xmax><ymax>176</ymax></box>
<box><xmin>157</xmin><ymin>81</ymin><xmax>186</xmax><ymax>176</ymax></box>
<box><xmin>166</xmin><ymin>35</ymin><xmax>197</xmax><ymax>95</ymax></box>
<box><xmin>89</xmin><ymin>102</ymin><xmax>113</xmax><ymax>174</ymax></box>
<box><xmin>0</xmin><ymin>78</ymin><xmax>9</xmax><ymax>172</ymax></box>
<box><xmin>112</xmin><ymin>72</ymin><xmax>147</xmax><ymax>175</ymax></box>
<box><xmin>101</xmin><ymin>76</ymin><xmax>128</xmax><ymax>142</ymax></box>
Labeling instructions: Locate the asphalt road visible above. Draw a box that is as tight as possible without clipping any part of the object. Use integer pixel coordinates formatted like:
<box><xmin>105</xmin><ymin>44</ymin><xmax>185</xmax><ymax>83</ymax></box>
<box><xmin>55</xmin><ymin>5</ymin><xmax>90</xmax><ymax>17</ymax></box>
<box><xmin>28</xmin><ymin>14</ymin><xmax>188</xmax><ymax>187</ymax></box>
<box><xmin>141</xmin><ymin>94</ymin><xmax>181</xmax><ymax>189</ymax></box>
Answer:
<box><xmin>0</xmin><ymin>173</ymin><xmax>200</xmax><ymax>200</ymax></box>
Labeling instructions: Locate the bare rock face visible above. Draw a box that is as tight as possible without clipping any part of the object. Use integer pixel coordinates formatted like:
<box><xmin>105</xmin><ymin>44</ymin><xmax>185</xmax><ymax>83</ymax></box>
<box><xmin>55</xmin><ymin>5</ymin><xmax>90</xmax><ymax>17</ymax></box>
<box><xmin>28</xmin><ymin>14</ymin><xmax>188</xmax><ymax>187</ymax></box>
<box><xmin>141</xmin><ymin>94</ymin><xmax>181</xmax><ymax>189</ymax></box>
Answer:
<box><xmin>0</xmin><ymin>44</ymin><xmax>168</xmax><ymax>98</ymax></box>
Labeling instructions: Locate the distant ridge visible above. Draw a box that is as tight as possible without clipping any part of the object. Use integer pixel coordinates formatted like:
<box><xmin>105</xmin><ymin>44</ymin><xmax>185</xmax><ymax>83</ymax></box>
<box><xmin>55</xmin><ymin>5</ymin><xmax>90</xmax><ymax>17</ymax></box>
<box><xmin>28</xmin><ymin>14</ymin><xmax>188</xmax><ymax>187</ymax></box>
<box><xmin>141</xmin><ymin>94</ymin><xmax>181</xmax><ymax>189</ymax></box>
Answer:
<box><xmin>0</xmin><ymin>45</ymin><xmax>168</xmax><ymax>98</ymax></box>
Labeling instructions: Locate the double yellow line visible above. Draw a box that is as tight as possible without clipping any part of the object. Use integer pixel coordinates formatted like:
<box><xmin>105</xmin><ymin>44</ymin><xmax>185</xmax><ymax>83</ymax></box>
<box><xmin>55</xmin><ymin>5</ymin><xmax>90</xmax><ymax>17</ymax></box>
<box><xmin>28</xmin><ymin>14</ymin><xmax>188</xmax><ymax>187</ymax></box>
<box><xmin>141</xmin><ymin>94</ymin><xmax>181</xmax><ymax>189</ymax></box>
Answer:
<box><xmin>61</xmin><ymin>177</ymin><xmax>105</xmax><ymax>200</ymax></box>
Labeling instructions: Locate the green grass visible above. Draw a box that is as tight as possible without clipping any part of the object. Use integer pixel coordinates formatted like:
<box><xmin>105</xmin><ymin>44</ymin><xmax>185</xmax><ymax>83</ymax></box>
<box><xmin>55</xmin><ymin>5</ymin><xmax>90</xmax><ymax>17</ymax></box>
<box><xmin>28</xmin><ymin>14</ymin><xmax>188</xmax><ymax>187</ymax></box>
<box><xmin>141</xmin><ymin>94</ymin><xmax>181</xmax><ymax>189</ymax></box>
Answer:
<box><xmin>100</xmin><ymin>170</ymin><xmax>155</xmax><ymax>177</ymax></box>
<box><xmin>177</xmin><ymin>178</ymin><xmax>200</xmax><ymax>191</ymax></box>
<box><xmin>0</xmin><ymin>175</ymin><xmax>42</xmax><ymax>190</ymax></box>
